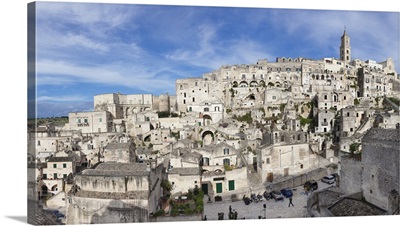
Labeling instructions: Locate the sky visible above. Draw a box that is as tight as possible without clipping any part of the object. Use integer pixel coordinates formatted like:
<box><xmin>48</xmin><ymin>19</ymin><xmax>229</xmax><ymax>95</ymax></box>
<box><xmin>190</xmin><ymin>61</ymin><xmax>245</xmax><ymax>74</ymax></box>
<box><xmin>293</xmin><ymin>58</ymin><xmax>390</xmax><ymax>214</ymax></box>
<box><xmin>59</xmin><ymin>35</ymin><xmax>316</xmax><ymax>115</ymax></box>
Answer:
<box><xmin>1</xmin><ymin>1</ymin><xmax>400</xmax><ymax>226</ymax></box>
<box><xmin>31</xmin><ymin>1</ymin><xmax>399</xmax><ymax>118</ymax></box>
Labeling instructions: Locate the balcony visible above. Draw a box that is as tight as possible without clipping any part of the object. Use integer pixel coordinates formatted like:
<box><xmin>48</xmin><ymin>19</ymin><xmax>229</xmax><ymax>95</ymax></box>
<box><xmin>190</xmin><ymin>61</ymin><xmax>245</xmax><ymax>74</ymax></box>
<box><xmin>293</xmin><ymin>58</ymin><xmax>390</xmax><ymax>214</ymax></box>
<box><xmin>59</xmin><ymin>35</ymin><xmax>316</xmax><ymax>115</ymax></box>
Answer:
<box><xmin>321</xmin><ymin>122</ymin><xmax>329</xmax><ymax>126</ymax></box>
<box><xmin>77</xmin><ymin>123</ymin><xmax>89</xmax><ymax>127</ymax></box>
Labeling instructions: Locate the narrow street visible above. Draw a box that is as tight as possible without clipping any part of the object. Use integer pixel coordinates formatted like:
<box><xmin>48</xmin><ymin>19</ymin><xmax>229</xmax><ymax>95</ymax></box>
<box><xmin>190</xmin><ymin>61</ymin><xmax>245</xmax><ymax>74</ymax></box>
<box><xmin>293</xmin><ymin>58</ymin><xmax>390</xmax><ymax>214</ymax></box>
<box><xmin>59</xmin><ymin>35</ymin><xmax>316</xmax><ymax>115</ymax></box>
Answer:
<box><xmin>203</xmin><ymin>180</ymin><xmax>334</xmax><ymax>220</ymax></box>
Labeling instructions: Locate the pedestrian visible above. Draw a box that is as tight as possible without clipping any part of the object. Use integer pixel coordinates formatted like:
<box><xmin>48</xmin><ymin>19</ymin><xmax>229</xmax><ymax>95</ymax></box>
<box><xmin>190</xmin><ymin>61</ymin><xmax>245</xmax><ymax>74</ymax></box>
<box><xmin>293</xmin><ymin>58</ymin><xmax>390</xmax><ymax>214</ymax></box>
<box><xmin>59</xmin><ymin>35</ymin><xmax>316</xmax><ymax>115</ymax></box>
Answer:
<box><xmin>288</xmin><ymin>197</ymin><xmax>294</xmax><ymax>207</ymax></box>
<box><xmin>229</xmin><ymin>205</ymin><xmax>232</xmax><ymax>213</ymax></box>
<box><xmin>203</xmin><ymin>215</ymin><xmax>207</xmax><ymax>221</ymax></box>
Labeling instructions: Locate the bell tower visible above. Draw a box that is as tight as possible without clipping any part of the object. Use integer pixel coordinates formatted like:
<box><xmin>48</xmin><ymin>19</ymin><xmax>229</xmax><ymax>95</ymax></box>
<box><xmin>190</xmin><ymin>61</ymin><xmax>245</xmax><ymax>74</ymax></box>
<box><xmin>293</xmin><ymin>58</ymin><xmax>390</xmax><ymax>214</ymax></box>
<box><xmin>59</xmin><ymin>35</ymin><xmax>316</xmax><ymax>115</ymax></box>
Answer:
<box><xmin>340</xmin><ymin>28</ymin><xmax>351</xmax><ymax>63</ymax></box>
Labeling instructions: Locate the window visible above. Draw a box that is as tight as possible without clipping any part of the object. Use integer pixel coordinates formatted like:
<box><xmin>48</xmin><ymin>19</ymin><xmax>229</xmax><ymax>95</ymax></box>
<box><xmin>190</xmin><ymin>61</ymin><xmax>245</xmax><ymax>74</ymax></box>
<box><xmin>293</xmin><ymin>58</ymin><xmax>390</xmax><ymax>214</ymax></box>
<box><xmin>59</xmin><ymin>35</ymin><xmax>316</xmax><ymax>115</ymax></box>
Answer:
<box><xmin>99</xmin><ymin>118</ymin><xmax>102</xmax><ymax>122</ymax></box>
<box><xmin>63</xmin><ymin>174</ymin><xmax>67</xmax><ymax>179</ymax></box>
<box><xmin>192</xmin><ymin>97</ymin><xmax>195</xmax><ymax>102</ymax></box>
<box><xmin>184</xmin><ymin>93</ymin><xmax>186</xmax><ymax>97</ymax></box>
<box><xmin>84</xmin><ymin>118</ymin><xmax>88</xmax><ymax>123</ymax></box>
<box><xmin>223</xmin><ymin>158</ymin><xmax>230</xmax><ymax>166</ymax></box>
<box><xmin>272</xmin><ymin>96</ymin><xmax>276</xmax><ymax>100</ymax></box>
<box><xmin>195</xmin><ymin>82</ymin><xmax>198</xmax><ymax>86</ymax></box>
<box><xmin>204</xmin><ymin>107</ymin><xmax>209</xmax><ymax>112</ymax></box>
<box><xmin>266</xmin><ymin>158</ymin><xmax>270</xmax><ymax>164</ymax></box>
<box><xmin>54</xmin><ymin>173</ymin><xmax>58</xmax><ymax>179</ymax></box>
<box><xmin>180</xmin><ymin>85</ymin><xmax>183</xmax><ymax>89</ymax></box>
<box><xmin>324</xmin><ymin>95</ymin><xmax>327</xmax><ymax>100</ymax></box>
<box><xmin>78</xmin><ymin>118</ymin><xmax>81</xmax><ymax>123</ymax></box>
<box><xmin>53</xmin><ymin>164</ymin><xmax>57</xmax><ymax>168</ymax></box>
<box><xmin>183</xmin><ymin>100</ymin><xmax>186</xmax><ymax>104</ymax></box>
<box><xmin>43</xmin><ymin>174</ymin><xmax>47</xmax><ymax>179</ymax></box>
<box><xmin>223</xmin><ymin>148</ymin><xmax>230</xmax><ymax>155</ymax></box>
<box><xmin>63</xmin><ymin>163</ymin><xmax>67</xmax><ymax>168</ymax></box>
<box><xmin>252</xmin><ymin>74</ymin><xmax>255</xmax><ymax>79</ymax></box>
<box><xmin>37</xmin><ymin>140</ymin><xmax>40</xmax><ymax>146</ymax></box>
<box><xmin>216</xmin><ymin>183</ymin><xmax>223</xmax><ymax>193</ymax></box>
<box><xmin>242</xmin><ymin>74</ymin><xmax>246</xmax><ymax>79</ymax></box>
<box><xmin>189</xmin><ymin>107</ymin><xmax>192</xmax><ymax>112</ymax></box>
<box><xmin>228</xmin><ymin>180</ymin><xmax>235</xmax><ymax>191</ymax></box>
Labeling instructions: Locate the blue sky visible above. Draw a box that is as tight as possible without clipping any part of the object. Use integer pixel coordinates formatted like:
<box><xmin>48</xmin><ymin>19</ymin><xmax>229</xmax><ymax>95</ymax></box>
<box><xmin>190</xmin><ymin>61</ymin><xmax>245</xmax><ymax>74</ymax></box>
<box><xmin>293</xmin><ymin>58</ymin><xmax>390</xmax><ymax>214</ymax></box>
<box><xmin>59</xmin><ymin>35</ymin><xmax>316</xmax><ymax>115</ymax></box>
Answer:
<box><xmin>33</xmin><ymin>2</ymin><xmax>399</xmax><ymax>118</ymax></box>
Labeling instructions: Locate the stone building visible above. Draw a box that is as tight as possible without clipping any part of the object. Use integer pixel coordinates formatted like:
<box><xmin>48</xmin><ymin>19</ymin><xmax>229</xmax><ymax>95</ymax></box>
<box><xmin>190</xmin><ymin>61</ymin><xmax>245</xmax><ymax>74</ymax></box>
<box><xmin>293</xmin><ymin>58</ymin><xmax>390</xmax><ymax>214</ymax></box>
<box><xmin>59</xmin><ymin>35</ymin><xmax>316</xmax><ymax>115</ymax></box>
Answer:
<box><xmin>338</xmin><ymin>128</ymin><xmax>400</xmax><ymax>214</ymax></box>
<box><xmin>103</xmin><ymin>142</ymin><xmax>135</xmax><ymax>163</ymax></box>
<box><xmin>68</xmin><ymin>111</ymin><xmax>113</xmax><ymax>133</ymax></box>
<box><xmin>40</xmin><ymin>156</ymin><xmax>76</xmax><ymax>199</ymax></box>
<box><xmin>361</xmin><ymin>128</ymin><xmax>400</xmax><ymax>213</ymax></box>
<box><xmin>66</xmin><ymin>161</ymin><xmax>164</xmax><ymax>224</ymax></box>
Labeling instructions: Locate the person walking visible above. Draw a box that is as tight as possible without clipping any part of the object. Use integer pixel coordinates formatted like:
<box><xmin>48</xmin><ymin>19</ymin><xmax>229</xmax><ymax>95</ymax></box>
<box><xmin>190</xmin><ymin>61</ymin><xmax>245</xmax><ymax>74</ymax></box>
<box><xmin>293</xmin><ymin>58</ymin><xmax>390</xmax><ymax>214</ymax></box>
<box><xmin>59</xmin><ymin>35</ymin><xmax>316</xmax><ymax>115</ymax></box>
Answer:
<box><xmin>288</xmin><ymin>197</ymin><xmax>294</xmax><ymax>207</ymax></box>
<box><xmin>229</xmin><ymin>205</ymin><xmax>232</xmax><ymax>213</ymax></box>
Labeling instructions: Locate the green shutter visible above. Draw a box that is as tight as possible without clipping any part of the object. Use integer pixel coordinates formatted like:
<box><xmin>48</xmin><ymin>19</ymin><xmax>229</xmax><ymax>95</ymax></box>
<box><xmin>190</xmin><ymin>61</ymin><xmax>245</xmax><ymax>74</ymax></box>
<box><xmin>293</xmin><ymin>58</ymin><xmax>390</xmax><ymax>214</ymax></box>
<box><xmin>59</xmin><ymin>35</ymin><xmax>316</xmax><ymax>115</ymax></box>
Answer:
<box><xmin>216</xmin><ymin>183</ymin><xmax>222</xmax><ymax>193</ymax></box>
<box><xmin>228</xmin><ymin>180</ymin><xmax>235</xmax><ymax>191</ymax></box>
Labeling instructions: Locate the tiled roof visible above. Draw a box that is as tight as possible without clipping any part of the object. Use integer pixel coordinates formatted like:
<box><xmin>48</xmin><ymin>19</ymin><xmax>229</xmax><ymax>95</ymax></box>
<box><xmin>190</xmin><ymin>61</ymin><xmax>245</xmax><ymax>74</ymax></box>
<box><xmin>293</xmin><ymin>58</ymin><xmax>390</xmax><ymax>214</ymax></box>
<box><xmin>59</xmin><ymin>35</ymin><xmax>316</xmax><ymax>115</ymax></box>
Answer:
<box><xmin>104</xmin><ymin>142</ymin><xmax>133</xmax><ymax>150</ymax></box>
<box><xmin>80</xmin><ymin>162</ymin><xmax>150</xmax><ymax>176</ymax></box>
<box><xmin>168</xmin><ymin>167</ymin><xmax>201</xmax><ymax>175</ymax></box>
<box><xmin>329</xmin><ymin>198</ymin><xmax>386</xmax><ymax>216</ymax></box>
<box><xmin>48</xmin><ymin>156</ymin><xmax>74</xmax><ymax>162</ymax></box>
<box><xmin>363</xmin><ymin>128</ymin><xmax>400</xmax><ymax>142</ymax></box>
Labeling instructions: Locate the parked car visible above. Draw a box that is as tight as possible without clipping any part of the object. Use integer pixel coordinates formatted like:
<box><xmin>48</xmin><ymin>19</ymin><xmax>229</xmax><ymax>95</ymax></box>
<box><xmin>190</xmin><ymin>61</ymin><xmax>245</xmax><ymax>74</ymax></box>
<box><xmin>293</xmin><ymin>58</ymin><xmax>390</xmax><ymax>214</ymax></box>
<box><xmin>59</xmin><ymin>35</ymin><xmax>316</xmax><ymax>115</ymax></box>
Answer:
<box><xmin>271</xmin><ymin>190</ymin><xmax>284</xmax><ymax>202</ymax></box>
<box><xmin>304</xmin><ymin>180</ymin><xmax>318</xmax><ymax>191</ymax></box>
<box><xmin>322</xmin><ymin>175</ymin><xmax>335</xmax><ymax>184</ymax></box>
<box><xmin>280</xmin><ymin>188</ymin><xmax>293</xmax><ymax>198</ymax></box>
<box><xmin>55</xmin><ymin>212</ymin><xmax>65</xmax><ymax>219</ymax></box>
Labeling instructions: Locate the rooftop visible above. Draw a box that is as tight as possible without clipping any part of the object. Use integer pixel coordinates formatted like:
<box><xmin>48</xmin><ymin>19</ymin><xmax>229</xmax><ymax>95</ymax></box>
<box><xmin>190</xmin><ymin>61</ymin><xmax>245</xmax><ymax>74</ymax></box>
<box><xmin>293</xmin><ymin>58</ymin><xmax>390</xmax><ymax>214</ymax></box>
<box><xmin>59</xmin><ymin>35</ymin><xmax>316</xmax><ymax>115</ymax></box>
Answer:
<box><xmin>168</xmin><ymin>167</ymin><xmax>201</xmax><ymax>176</ymax></box>
<box><xmin>329</xmin><ymin>197</ymin><xmax>386</xmax><ymax>216</ymax></box>
<box><xmin>104</xmin><ymin>142</ymin><xmax>133</xmax><ymax>150</ymax></box>
<box><xmin>363</xmin><ymin>128</ymin><xmax>400</xmax><ymax>142</ymax></box>
<box><xmin>48</xmin><ymin>156</ymin><xmax>74</xmax><ymax>162</ymax></box>
<box><xmin>74</xmin><ymin>190</ymin><xmax>149</xmax><ymax>199</ymax></box>
<box><xmin>80</xmin><ymin>162</ymin><xmax>150</xmax><ymax>177</ymax></box>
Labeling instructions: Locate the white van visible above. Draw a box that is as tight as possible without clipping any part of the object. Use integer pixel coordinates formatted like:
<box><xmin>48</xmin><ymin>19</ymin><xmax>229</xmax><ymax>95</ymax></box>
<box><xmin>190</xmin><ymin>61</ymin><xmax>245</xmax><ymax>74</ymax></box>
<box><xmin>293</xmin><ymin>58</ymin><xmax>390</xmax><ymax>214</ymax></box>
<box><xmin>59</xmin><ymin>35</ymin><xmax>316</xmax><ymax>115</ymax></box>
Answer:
<box><xmin>322</xmin><ymin>175</ymin><xmax>335</xmax><ymax>184</ymax></box>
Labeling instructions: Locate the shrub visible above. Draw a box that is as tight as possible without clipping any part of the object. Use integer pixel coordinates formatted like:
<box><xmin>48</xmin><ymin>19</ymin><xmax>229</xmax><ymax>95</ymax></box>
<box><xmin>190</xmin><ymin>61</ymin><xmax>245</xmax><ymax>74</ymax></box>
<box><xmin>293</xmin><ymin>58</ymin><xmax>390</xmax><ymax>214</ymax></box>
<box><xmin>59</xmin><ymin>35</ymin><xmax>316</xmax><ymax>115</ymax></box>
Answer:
<box><xmin>153</xmin><ymin>209</ymin><xmax>165</xmax><ymax>217</ymax></box>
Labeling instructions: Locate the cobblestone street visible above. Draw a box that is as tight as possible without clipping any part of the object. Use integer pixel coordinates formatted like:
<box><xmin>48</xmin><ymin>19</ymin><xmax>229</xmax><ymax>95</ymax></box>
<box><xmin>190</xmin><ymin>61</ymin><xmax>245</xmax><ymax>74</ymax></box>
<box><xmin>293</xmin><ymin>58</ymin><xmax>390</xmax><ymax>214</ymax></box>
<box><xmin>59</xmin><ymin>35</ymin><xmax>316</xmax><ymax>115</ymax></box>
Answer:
<box><xmin>203</xmin><ymin>181</ymin><xmax>333</xmax><ymax>221</ymax></box>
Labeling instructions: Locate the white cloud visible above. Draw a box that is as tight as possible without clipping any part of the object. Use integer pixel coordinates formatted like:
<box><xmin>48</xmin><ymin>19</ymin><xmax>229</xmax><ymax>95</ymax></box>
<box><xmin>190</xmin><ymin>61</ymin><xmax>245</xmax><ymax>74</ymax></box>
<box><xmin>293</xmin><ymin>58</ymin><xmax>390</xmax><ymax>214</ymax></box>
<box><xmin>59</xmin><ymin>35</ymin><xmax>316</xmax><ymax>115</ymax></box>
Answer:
<box><xmin>37</xmin><ymin>95</ymin><xmax>89</xmax><ymax>102</ymax></box>
<box><xmin>65</xmin><ymin>34</ymin><xmax>109</xmax><ymax>52</ymax></box>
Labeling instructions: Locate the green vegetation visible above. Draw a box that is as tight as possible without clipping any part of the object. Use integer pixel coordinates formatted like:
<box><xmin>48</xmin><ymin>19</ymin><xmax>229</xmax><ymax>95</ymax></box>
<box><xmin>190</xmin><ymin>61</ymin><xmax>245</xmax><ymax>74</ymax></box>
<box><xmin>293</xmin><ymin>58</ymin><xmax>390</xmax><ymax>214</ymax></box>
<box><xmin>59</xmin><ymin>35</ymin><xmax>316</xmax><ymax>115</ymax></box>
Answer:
<box><xmin>226</xmin><ymin>108</ymin><xmax>232</xmax><ymax>114</ymax></box>
<box><xmin>161</xmin><ymin>179</ymin><xmax>172</xmax><ymax>192</ymax></box>
<box><xmin>233</xmin><ymin>112</ymin><xmax>253</xmax><ymax>124</ymax></box>
<box><xmin>354</xmin><ymin>98</ymin><xmax>360</xmax><ymax>105</ymax></box>
<box><xmin>350</xmin><ymin>143</ymin><xmax>361</xmax><ymax>155</ymax></box>
<box><xmin>27</xmin><ymin>116</ymin><xmax>69</xmax><ymax>130</ymax></box>
<box><xmin>169</xmin><ymin>187</ymin><xmax>204</xmax><ymax>217</ymax></box>
<box><xmin>224</xmin><ymin>164</ymin><xmax>234</xmax><ymax>171</ymax></box>
<box><xmin>153</xmin><ymin>209</ymin><xmax>165</xmax><ymax>217</ymax></box>
<box><xmin>267</xmin><ymin>82</ymin><xmax>275</xmax><ymax>87</ymax></box>
<box><xmin>388</xmin><ymin>97</ymin><xmax>400</xmax><ymax>106</ymax></box>
<box><xmin>299</xmin><ymin>115</ymin><xmax>313</xmax><ymax>127</ymax></box>
<box><xmin>157</xmin><ymin>111</ymin><xmax>179</xmax><ymax>118</ymax></box>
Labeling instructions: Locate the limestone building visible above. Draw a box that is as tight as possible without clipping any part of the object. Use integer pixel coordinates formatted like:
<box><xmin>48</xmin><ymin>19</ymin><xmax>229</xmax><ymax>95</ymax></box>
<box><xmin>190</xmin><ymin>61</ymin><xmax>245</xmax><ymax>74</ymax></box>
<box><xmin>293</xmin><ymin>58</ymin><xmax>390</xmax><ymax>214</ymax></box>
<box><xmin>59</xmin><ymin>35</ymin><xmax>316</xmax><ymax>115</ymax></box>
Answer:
<box><xmin>66</xmin><ymin>162</ymin><xmax>164</xmax><ymax>224</ymax></box>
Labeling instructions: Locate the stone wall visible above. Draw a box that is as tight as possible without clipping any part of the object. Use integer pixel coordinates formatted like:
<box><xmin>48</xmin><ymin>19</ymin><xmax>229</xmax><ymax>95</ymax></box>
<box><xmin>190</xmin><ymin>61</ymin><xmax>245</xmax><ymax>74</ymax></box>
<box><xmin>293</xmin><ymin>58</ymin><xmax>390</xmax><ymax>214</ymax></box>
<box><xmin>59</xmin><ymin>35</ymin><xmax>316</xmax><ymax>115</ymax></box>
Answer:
<box><xmin>66</xmin><ymin>197</ymin><xmax>149</xmax><ymax>224</ymax></box>
<box><xmin>339</xmin><ymin>156</ymin><xmax>363</xmax><ymax>194</ymax></box>
<box><xmin>362</xmin><ymin>139</ymin><xmax>400</xmax><ymax>211</ymax></box>
<box><xmin>149</xmin><ymin>214</ymin><xmax>202</xmax><ymax>222</ymax></box>
<box><xmin>75</xmin><ymin>174</ymin><xmax>150</xmax><ymax>193</ymax></box>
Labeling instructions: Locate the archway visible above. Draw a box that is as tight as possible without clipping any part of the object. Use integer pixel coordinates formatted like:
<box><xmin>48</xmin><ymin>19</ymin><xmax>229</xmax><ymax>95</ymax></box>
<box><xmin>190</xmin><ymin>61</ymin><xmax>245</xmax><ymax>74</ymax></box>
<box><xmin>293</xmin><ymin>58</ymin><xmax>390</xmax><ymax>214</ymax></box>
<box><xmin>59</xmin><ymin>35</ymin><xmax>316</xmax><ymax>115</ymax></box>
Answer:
<box><xmin>51</xmin><ymin>184</ymin><xmax>58</xmax><ymax>192</ymax></box>
<box><xmin>203</xmin><ymin>114</ymin><xmax>212</xmax><ymax>126</ymax></box>
<box><xmin>250</xmin><ymin>81</ymin><xmax>258</xmax><ymax>87</ymax></box>
<box><xmin>201</xmin><ymin>130</ymin><xmax>214</xmax><ymax>146</ymax></box>
<box><xmin>232</xmin><ymin>81</ymin><xmax>238</xmax><ymax>88</ymax></box>
<box><xmin>239</xmin><ymin>81</ymin><xmax>248</xmax><ymax>87</ymax></box>
<box><xmin>41</xmin><ymin>185</ymin><xmax>48</xmax><ymax>199</ymax></box>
